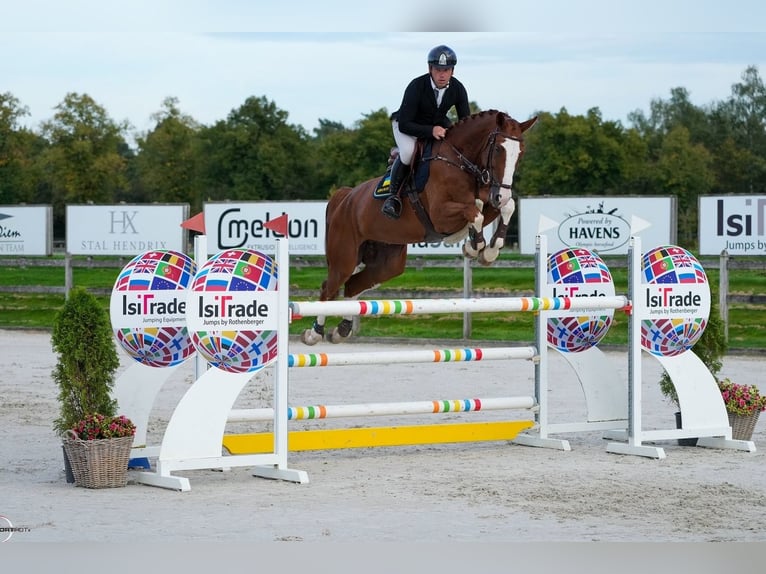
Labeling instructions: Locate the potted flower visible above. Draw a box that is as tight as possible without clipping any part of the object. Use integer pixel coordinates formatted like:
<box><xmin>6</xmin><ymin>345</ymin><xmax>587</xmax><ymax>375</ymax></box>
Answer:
<box><xmin>63</xmin><ymin>413</ymin><xmax>136</xmax><ymax>488</ymax></box>
<box><xmin>51</xmin><ymin>287</ymin><xmax>124</xmax><ymax>483</ymax></box>
<box><xmin>718</xmin><ymin>378</ymin><xmax>766</xmax><ymax>441</ymax></box>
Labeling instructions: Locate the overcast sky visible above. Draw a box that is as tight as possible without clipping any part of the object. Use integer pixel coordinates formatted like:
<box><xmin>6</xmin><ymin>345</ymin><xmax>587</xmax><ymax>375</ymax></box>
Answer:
<box><xmin>3</xmin><ymin>1</ymin><xmax>766</xmax><ymax>141</ymax></box>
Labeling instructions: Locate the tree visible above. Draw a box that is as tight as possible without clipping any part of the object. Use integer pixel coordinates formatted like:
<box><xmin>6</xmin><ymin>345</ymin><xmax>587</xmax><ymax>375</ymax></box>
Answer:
<box><xmin>0</xmin><ymin>92</ymin><xmax>45</xmax><ymax>205</ymax></box>
<box><xmin>709</xmin><ymin>65</ymin><xmax>766</xmax><ymax>194</ymax></box>
<box><xmin>134</xmin><ymin>97</ymin><xmax>202</xmax><ymax>210</ymax></box>
<box><xmin>515</xmin><ymin>108</ymin><xmax>629</xmax><ymax>197</ymax></box>
<box><xmin>38</xmin><ymin>93</ymin><xmax>131</xmax><ymax>237</ymax></box>
<box><xmin>653</xmin><ymin>126</ymin><xmax>714</xmax><ymax>247</ymax></box>
<box><xmin>196</xmin><ymin>96</ymin><xmax>315</xmax><ymax>201</ymax></box>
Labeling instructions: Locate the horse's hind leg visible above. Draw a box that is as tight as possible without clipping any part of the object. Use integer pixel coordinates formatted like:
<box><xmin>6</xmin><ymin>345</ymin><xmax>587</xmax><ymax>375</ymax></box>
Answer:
<box><xmin>300</xmin><ymin>256</ymin><xmax>355</xmax><ymax>346</ymax></box>
<box><xmin>325</xmin><ymin>243</ymin><xmax>408</xmax><ymax>344</ymax></box>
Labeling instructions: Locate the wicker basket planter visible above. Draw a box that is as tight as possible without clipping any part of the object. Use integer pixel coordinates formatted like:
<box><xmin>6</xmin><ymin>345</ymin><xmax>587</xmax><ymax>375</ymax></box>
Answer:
<box><xmin>728</xmin><ymin>410</ymin><xmax>761</xmax><ymax>441</ymax></box>
<box><xmin>62</xmin><ymin>434</ymin><xmax>133</xmax><ymax>489</ymax></box>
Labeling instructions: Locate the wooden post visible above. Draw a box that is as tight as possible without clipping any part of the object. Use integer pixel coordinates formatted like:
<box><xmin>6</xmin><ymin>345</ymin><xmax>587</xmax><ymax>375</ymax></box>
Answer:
<box><xmin>64</xmin><ymin>252</ymin><xmax>73</xmax><ymax>299</ymax></box>
<box><xmin>719</xmin><ymin>250</ymin><xmax>729</xmax><ymax>342</ymax></box>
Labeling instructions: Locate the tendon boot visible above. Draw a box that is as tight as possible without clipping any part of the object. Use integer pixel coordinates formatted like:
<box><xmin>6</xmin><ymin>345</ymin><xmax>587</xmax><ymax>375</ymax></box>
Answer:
<box><xmin>382</xmin><ymin>157</ymin><xmax>410</xmax><ymax>220</ymax></box>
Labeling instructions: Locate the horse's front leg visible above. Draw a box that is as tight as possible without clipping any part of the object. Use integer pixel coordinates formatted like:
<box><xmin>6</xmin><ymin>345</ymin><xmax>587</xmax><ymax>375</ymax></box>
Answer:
<box><xmin>462</xmin><ymin>199</ymin><xmax>485</xmax><ymax>259</ymax></box>
<box><xmin>479</xmin><ymin>198</ymin><xmax>515</xmax><ymax>265</ymax></box>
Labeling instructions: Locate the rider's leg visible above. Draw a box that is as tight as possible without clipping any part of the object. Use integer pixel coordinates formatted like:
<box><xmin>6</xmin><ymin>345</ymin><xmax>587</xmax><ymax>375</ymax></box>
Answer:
<box><xmin>382</xmin><ymin>157</ymin><xmax>410</xmax><ymax>219</ymax></box>
<box><xmin>382</xmin><ymin>120</ymin><xmax>415</xmax><ymax>220</ymax></box>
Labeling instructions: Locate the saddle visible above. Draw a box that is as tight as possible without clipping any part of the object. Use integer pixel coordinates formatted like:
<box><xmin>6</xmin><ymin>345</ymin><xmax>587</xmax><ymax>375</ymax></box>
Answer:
<box><xmin>372</xmin><ymin>141</ymin><xmax>443</xmax><ymax>242</ymax></box>
<box><xmin>372</xmin><ymin>141</ymin><xmax>432</xmax><ymax>199</ymax></box>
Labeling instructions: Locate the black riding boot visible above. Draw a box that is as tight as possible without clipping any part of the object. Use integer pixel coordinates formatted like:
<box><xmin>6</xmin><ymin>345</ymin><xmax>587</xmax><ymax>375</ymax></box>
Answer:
<box><xmin>382</xmin><ymin>158</ymin><xmax>409</xmax><ymax>220</ymax></box>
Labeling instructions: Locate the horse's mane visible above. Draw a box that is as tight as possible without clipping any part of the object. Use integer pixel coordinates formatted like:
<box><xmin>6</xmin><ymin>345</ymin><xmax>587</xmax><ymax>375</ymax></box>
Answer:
<box><xmin>448</xmin><ymin>110</ymin><xmax>509</xmax><ymax>135</ymax></box>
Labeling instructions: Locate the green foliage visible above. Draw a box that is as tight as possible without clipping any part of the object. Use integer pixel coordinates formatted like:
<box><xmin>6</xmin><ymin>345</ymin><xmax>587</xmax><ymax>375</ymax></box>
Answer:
<box><xmin>659</xmin><ymin>297</ymin><xmax>728</xmax><ymax>408</ymax></box>
<box><xmin>2</xmin><ymin>65</ymin><xmax>766</xmax><ymax>247</ymax></box>
<box><xmin>51</xmin><ymin>287</ymin><xmax>120</xmax><ymax>435</ymax></box>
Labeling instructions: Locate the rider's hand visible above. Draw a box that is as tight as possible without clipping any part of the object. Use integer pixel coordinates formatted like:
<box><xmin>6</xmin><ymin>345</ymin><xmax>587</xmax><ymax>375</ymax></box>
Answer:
<box><xmin>432</xmin><ymin>126</ymin><xmax>447</xmax><ymax>140</ymax></box>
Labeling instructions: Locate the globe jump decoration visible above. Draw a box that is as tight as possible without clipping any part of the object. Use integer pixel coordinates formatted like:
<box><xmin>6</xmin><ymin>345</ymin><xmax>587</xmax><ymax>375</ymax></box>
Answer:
<box><xmin>110</xmin><ymin>250</ymin><xmax>197</xmax><ymax>368</ymax></box>
<box><xmin>640</xmin><ymin>245</ymin><xmax>710</xmax><ymax>357</ymax></box>
<box><xmin>186</xmin><ymin>249</ymin><xmax>279</xmax><ymax>374</ymax></box>
<box><xmin>545</xmin><ymin>247</ymin><xmax>615</xmax><ymax>353</ymax></box>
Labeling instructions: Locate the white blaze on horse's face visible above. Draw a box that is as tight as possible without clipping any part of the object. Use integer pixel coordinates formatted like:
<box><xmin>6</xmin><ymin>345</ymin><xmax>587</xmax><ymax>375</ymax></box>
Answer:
<box><xmin>496</xmin><ymin>138</ymin><xmax>522</xmax><ymax>207</ymax></box>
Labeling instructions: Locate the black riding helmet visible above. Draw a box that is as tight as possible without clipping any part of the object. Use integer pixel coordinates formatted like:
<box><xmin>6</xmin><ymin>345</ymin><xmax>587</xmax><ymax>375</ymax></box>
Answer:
<box><xmin>427</xmin><ymin>45</ymin><xmax>457</xmax><ymax>70</ymax></box>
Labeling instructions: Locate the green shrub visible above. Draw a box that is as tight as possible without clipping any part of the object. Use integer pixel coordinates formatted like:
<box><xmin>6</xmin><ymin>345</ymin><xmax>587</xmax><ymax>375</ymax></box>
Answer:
<box><xmin>51</xmin><ymin>287</ymin><xmax>120</xmax><ymax>435</ymax></box>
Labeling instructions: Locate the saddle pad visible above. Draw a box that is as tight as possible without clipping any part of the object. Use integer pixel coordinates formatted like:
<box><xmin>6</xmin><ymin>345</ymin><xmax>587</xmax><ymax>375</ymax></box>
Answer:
<box><xmin>372</xmin><ymin>171</ymin><xmax>392</xmax><ymax>199</ymax></box>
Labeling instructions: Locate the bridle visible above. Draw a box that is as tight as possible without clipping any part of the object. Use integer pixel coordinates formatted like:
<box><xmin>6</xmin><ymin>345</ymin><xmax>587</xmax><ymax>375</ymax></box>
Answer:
<box><xmin>426</xmin><ymin>126</ymin><xmax>523</xmax><ymax>207</ymax></box>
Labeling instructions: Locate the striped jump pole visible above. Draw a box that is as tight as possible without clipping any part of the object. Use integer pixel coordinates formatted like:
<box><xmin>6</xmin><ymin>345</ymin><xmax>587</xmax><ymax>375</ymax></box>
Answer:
<box><xmin>288</xmin><ymin>346</ymin><xmax>536</xmax><ymax>368</ymax></box>
<box><xmin>290</xmin><ymin>295</ymin><xmax>630</xmax><ymax>319</ymax></box>
<box><xmin>228</xmin><ymin>396</ymin><xmax>537</xmax><ymax>423</ymax></box>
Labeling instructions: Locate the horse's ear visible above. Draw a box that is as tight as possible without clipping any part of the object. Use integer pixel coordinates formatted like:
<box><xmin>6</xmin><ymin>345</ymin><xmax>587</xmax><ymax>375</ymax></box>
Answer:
<box><xmin>520</xmin><ymin>116</ymin><xmax>539</xmax><ymax>133</ymax></box>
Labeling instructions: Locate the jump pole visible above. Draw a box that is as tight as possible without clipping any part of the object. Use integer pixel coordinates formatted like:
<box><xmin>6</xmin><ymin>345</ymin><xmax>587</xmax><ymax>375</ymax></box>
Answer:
<box><xmin>224</xmin><ymin>344</ymin><xmax>540</xmax><ymax>452</ymax></box>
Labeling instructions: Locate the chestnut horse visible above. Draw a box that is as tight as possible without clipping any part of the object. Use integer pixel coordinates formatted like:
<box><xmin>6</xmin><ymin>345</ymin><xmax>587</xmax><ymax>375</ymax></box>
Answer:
<box><xmin>301</xmin><ymin>110</ymin><xmax>537</xmax><ymax>345</ymax></box>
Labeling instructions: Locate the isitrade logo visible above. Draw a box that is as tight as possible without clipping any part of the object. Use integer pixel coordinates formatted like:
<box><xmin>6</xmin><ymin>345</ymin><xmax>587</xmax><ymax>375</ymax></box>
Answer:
<box><xmin>640</xmin><ymin>245</ymin><xmax>711</xmax><ymax>357</ymax></box>
<box><xmin>185</xmin><ymin>248</ymin><xmax>281</xmax><ymax>373</ymax></box>
<box><xmin>109</xmin><ymin>250</ymin><xmax>197</xmax><ymax>368</ymax></box>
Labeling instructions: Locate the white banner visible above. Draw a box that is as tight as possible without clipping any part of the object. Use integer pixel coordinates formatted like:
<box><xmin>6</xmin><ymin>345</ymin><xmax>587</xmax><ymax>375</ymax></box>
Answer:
<box><xmin>0</xmin><ymin>205</ymin><xmax>52</xmax><ymax>256</ymax></box>
<box><xmin>519</xmin><ymin>196</ymin><xmax>675</xmax><ymax>255</ymax></box>
<box><xmin>66</xmin><ymin>204</ymin><xmax>188</xmax><ymax>255</ymax></box>
<box><xmin>699</xmin><ymin>195</ymin><xmax>766</xmax><ymax>255</ymax></box>
<box><xmin>203</xmin><ymin>201</ymin><xmax>468</xmax><ymax>256</ymax></box>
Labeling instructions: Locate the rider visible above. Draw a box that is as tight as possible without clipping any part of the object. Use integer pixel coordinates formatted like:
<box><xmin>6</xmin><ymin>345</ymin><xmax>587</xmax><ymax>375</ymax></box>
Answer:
<box><xmin>382</xmin><ymin>44</ymin><xmax>471</xmax><ymax>220</ymax></box>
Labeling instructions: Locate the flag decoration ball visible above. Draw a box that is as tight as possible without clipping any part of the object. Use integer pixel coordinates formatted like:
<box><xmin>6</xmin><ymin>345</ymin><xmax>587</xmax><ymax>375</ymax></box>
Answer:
<box><xmin>546</xmin><ymin>248</ymin><xmax>615</xmax><ymax>353</ymax></box>
<box><xmin>189</xmin><ymin>249</ymin><xmax>279</xmax><ymax>373</ymax></box>
<box><xmin>112</xmin><ymin>250</ymin><xmax>197</xmax><ymax>368</ymax></box>
<box><xmin>641</xmin><ymin>245</ymin><xmax>709</xmax><ymax>357</ymax></box>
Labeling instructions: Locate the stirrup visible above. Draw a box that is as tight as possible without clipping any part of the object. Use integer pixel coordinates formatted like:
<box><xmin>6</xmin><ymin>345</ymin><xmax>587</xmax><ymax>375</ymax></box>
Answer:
<box><xmin>382</xmin><ymin>196</ymin><xmax>402</xmax><ymax>220</ymax></box>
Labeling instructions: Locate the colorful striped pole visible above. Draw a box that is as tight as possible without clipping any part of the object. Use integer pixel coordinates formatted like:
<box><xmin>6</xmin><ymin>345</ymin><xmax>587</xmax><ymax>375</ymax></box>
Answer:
<box><xmin>289</xmin><ymin>295</ymin><xmax>630</xmax><ymax>319</ymax></box>
<box><xmin>288</xmin><ymin>346</ymin><xmax>536</xmax><ymax>367</ymax></box>
<box><xmin>228</xmin><ymin>396</ymin><xmax>537</xmax><ymax>423</ymax></box>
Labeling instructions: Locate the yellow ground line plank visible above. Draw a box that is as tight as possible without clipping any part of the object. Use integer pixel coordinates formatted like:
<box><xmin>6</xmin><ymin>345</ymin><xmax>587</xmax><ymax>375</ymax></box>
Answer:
<box><xmin>222</xmin><ymin>420</ymin><xmax>535</xmax><ymax>454</ymax></box>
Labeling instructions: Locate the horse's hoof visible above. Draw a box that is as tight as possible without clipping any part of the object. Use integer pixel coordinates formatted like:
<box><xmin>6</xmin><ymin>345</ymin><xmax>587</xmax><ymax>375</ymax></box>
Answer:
<box><xmin>462</xmin><ymin>243</ymin><xmax>479</xmax><ymax>259</ymax></box>
<box><xmin>480</xmin><ymin>246</ymin><xmax>500</xmax><ymax>265</ymax></box>
<box><xmin>300</xmin><ymin>329</ymin><xmax>322</xmax><ymax>346</ymax></box>
<box><xmin>326</xmin><ymin>328</ymin><xmax>351</xmax><ymax>344</ymax></box>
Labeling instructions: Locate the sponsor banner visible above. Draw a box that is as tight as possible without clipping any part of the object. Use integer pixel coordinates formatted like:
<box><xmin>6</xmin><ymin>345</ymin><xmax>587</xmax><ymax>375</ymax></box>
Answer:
<box><xmin>203</xmin><ymin>201</ymin><xmax>468</xmax><ymax>256</ymax></box>
<box><xmin>699</xmin><ymin>195</ymin><xmax>766</xmax><ymax>255</ymax></box>
<box><xmin>66</xmin><ymin>204</ymin><xmax>188</xmax><ymax>255</ymax></box>
<box><xmin>519</xmin><ymin>196</ymin><xmax>675</xmax><ymax>255</ymax></box>
<box><xmin>205</xmin><ymin>202</ymin><xmax>325</xmax><ymax>256</ymax></box>
<box><xmin>0</xmin><ymin>205</ymin><xmax>52</xmax><ymax>256</ymax></box>
<box><xmin>186</xmin><ymin>290</ymin><xmax>280</xmax><ymax>332</ymax></box>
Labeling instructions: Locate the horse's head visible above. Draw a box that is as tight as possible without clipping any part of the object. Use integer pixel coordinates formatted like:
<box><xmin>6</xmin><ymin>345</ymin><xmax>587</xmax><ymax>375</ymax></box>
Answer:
<box><xmin>446</xmin><ymin>110</ymin><xmax>538</xmax><ymax>210</ymax></box>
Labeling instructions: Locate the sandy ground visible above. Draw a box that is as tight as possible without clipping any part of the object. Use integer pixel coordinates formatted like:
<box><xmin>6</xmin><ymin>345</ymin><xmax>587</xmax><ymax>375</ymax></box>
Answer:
<box><xmin>2</xmin><ymin>328</ymin><xmax>766</xmax><ymax>549</ymax></box>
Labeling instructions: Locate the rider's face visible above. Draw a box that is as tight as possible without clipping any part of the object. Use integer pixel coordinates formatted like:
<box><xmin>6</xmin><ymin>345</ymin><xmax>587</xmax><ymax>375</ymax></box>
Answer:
<box><xmin>430</xmin><ymin>66</ymin><xmax>453</xmax><ymax>89</ymax></box>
